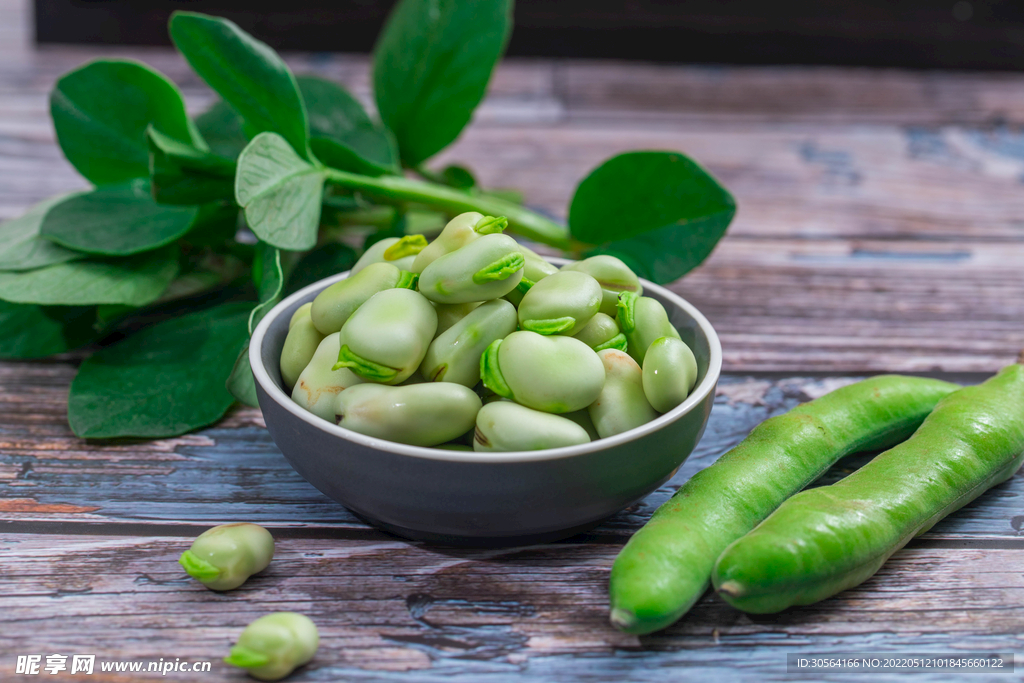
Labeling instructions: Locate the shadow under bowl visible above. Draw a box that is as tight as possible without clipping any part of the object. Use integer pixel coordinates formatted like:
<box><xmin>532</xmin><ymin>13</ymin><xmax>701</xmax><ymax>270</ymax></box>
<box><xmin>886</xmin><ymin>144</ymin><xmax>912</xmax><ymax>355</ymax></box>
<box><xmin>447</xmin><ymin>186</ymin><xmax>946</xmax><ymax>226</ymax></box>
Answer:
<box><xmin>250</xmin><ymin>258</ymin><xmax>722</xmax><ymax>546</ymax></box>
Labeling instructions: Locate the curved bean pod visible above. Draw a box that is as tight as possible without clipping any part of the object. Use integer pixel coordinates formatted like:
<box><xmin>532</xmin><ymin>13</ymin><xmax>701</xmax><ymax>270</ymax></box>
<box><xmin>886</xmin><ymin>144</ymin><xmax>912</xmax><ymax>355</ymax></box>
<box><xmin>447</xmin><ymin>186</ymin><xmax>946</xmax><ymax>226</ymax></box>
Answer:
<box><xmin>336</xmin><ymin>383</ymin><xmax>482</xmax><ymax>446</ymax></box>
<box><xmin>179</xmin><ymin>523</ymin><xmax>274</xmax><ymax>591</ymax></box>
<box><xmin>608</xmin><ymin>375</ymin><xmax>961</xmax><ymax>634</ymax></box>
<box><xmin>224</xmin><ymin>612</ymin><xmax>319</xmax><ymax>681</ymax></box>
<box><xmin>714</xmin><ymin>363</ymin><xmax>1024</xmax><ymax>613</ymax></box>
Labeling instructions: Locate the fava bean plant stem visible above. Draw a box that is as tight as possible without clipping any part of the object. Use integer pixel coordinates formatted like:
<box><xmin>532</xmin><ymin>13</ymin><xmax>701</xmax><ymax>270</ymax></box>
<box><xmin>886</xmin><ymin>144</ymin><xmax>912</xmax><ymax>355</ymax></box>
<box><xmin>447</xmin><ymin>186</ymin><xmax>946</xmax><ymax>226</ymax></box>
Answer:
<box><xmin>0</xmin><ymin>0</ymin><xmax>735</xmax><ymax>439</ymax></box>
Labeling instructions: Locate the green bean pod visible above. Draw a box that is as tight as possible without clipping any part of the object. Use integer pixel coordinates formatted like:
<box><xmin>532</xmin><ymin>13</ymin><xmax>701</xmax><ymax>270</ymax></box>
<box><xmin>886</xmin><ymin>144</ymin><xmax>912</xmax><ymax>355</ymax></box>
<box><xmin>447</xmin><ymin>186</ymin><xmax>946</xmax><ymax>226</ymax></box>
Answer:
<box><xmin>291</xmin><ymin>332</ymin><xmax>366</xmax><ymax>421</ymax></box>
<box><xmin>224</xmin><ymin>612</ymin><xmax>319</xmax><ymax>682</ymax></box>
<box><xmin>411</xmin><ymin>212</ymin><xmax>508</xmax><ymax>273</ymax></box>
<box><xmin>279</xmin><ymin>305</ymin><xmax>326</xmax><ymax>390</ymax></box>
<box><xmin>310</xmin><ymin>261</ymin><xmax>416</xmax><ymax>335</ymax></box>
<box><xmin>418</xmin><ymin>233</ymin><xmax>525</xmax><ymax>304</ymax></box>
<box><xmin>562</xmin><ymin>255</ymin><xmax>642</xmax><ymax>317</ymax></box>
<box><xmin>642</xmin><ymin>336</ymin><xmax>698</xmax><ymax>412</ymax></box>
<box><xmin>474</xmin><ymin>400</ymin><xmax>591</xmax><ymax>451</ymax></box>
<box><xmin>572</xmin><ymin>312</ymin><xmax>627</xmax><ymax>353</ymax></box>
<box><xmin>608</xmin><ymin>375</ymin><xmax>961</xmax><ymax>634</ymax></box>
<box><xmin>350</xmin><ymin>235</ymin><xmax>427</xmax><ymax>274</ymax></box>
<box><xmin>421</xmin><ymin>299</ymin><xmax>518</xmax><ymax>386</ymax></box>
<box><xmin>334</xmin><ymin>288</ymin><xmax>437</xmax><ymax>384</ymax></box>
<box><xmin>433</xmin><ymin>301</ymin><xmax>481</xmax><ymax>336</ymax></box>
<box><xmin>517</xmin><ymin>270</ymin><xmax>603</xmax><ymax>335</ymax></box>
<box><xmin>616</xmin><ymin>291</ymin><xmax>681</xmax><ymax>365</ymax></box>
<box><xmin>179</xmin><ymin>523</ymin><xmax>274</xmax><ymax>591</ymax></box>
<box><xmin>588</xmin><ymin>349</ymin><xmax>658</xmax><ymax>438</ymax></box>
<box><xmin>335</xmin><ymin>383</ymin><xmax>482</xmax><ymax>446</ymax></box>
<box><xmin>714</xmin><ymin>363</ymin><xmax>1024</xmax><ymax>614</ymax></box>
<box><xmin>480</xmin><ymin>330</ymin><xmax>605</xmax><ymax>413</ymax></box>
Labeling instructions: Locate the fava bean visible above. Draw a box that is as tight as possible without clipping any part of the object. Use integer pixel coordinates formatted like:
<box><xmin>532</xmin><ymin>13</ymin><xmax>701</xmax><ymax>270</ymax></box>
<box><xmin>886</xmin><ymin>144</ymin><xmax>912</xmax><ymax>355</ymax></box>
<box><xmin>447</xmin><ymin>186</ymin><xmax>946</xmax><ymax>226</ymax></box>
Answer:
<box><xmin>350</xmin><ymin>235</ymin><xmax>427</xmax><ymax>274</ymax></box>
<box><xmin>642</xmin><ymin>337</ymin><xmax>698</xmax><ymax>412</ymax></box>
<box><xmin>334</xmin><ymin>288</ymin><xmax>437</xmax><ymax>384</ymax></box>
<box><xmin>310</xmin><ymin>261</ymin><xmax>416</xmax><ymax>335</ymax></box>
<box><xmin>480</xmin><ymin>330</ymin><xmax>605</xmax><ymax>413</ymax></box>
<box><xmin>418</xmin><ymin>233</ymin><xmax>525</xmax><ymax>304</ymax></box>
<box><xmin>336</xmin><ymin>382</ymin><xmax>482</xmax><ymax>446</ymax></box>
<box><xmin>589</xmin><ymin>349</ymin><xmax>658</xmax><ymax>438</ymax></box>
<box><xmin>562</xmin><ymin>255</ymin><xmax>642</xmax><ymax>317</ymax></box>
<box><xmin>616</xmin><ymin>291</ymin><xmax>681</xmax><ymax>365</ymax></box>
<box><xmin>279</xmin><ymin>306</ymin><xmax>325</xmax><ymax>390</ymax></box>
<box><xmin>411</xmin><ymin>212</ymin><xmax>507</xmax><ymax>273</ymax></box>
<box><xmin>224</xmin><ymin>612</ymin><xmax>319</xmax><ymax>682</ymax></box>
<box><xmin>517</xmin><ymin>270</ymin><xmax>602</xmax><ymax>335</ymax></box>
<box><xmin>573</xmin><ymin>312</ymin><xmax>627</xmax><ymax>352</ymax></box>
<box><xmin>474</xmin><ymin>400</ymin><xmax>590</xmax><ymax>451</ymax></box>
<box><xmin>288</xmin><ymin>302</ymin><xmax>313</xmax><ymax>329</ymax></box>
<box><xmin>563</xmin><ymin>408</ymin><xmax>600</xmax><ymax>441</ymax></box>
<box><xmin>421</xmin><ymin>299</ymin><xmax>518</xmax><ymax>386</ymax></box>
<box><xmin>433</xmin><ymin>301</ymin><xmax>481</xmax><ymax>336</ymax></box>
<box><xmin>519</xmin><ymin>243</ymin><xmax>559</xmax><ymax>283</ymax></box>
<box><xmin>608</xmin><ymin>375</ymin><xmax>961</xmax><ymax>634</ymax></box>
<box><xmin>291</xmin><ymin>333</ymin><xmax>365</xmax><ymax>422</ymax></box>
<box><xmin>714</xmin><ymin>363</ymin><xmax>1024</xmax><ymax>614</ymax></box>
<box><xmin>179</xmin><ymin>523</ymin><xmax>274</xmax><ymax>591</ymax></box>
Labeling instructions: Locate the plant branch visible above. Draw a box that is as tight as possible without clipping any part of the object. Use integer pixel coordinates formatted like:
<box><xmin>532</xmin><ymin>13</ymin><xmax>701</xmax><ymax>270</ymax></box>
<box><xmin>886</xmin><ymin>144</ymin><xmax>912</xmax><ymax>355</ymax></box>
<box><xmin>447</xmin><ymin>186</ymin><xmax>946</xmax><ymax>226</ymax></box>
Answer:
<box><xmin>324</xmin><ymin>168</ymin><xmax>573</xmax><ymax>250</ymax></box>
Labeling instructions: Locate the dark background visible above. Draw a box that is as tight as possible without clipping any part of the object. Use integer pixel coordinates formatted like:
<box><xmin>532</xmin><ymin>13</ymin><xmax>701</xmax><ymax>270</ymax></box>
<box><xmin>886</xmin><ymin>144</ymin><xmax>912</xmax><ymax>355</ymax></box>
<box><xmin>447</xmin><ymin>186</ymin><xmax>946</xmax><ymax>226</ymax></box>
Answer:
<box><xmin>34</xmin><ymin>0</ymin><xmax>1024</xmax><ymax>70</ymax></box>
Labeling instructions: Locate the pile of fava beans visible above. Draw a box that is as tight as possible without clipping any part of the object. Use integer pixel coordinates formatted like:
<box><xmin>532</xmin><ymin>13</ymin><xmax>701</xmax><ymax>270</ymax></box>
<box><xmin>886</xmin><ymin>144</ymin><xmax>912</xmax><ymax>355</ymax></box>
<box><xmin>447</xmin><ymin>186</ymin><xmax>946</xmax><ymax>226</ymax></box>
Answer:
<box><xmin>280</xmin><ymin>212</ymin><xmax>699</xmax><ymax>451</ymax></box>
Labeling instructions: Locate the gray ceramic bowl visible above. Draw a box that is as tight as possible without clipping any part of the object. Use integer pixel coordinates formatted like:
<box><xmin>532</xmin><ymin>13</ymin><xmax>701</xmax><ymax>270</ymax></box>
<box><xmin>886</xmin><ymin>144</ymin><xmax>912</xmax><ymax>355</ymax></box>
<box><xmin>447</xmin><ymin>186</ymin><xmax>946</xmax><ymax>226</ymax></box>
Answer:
<box><xmin>250</xmin><ymin>258</ymin><xmax>722</xmax><ymax>545</ymax></box>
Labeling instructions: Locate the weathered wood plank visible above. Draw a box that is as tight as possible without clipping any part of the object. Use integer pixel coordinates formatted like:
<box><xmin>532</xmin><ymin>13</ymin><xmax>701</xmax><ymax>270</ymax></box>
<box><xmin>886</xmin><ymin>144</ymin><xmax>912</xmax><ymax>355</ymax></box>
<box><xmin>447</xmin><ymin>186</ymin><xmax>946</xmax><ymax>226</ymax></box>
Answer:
<box><xmin>0</xmin><ymin>370</ymin><xmax>1019</xmax><ymax>541</ymax></box>
<box><xmin>1</xmin><ymin>534</ymin><xmax>1020</xmax><ymax>681</ymax></box>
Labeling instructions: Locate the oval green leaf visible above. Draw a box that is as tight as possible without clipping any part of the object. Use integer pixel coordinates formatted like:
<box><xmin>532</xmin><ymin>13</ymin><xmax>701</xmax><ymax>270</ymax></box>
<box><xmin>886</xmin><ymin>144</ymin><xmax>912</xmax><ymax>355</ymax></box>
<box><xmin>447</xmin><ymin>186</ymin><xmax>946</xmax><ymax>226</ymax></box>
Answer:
<box><xmin>40</xmin><ymin>180</ymin><xmax>199</xmax><ymax>256</ymax></box>
<box><xmin>170</xmin><ymin>12</ymin><xmax>310</xmax><ymax>159</ymax></box>
<box><xmin>569</xmin><ymin>151</ymin><xmax>736</xmax><ymax>284</ymax></box>
<box><xmin>298</xmin><ymin>75</ymin><xmax>398</xmax><ymax>176</ymax></box>
<box><xmin>0</xmin><ymin>195</ymin><xmax>86</xmax><ymax>271</ymax></box>
<box><xmin>0</xmin><ymin>302</ymin><xmax>98</xmax><ymax>359</ymax></box>
<box><xmin>50</xmin><ymin>59</ymin><xmax>199</xmax><ymax>186</ymax></box>
<box><xmin>68</xmin><ymin>302</ymin><xmax>252</xmax><ymax>438</ymax></box>
<box><xmin>235</xmin><ymin>133</ymin><xmax>324</xmax><ymax>251</ymax></box>
<box><xmin>373</xmin><ymin>0</ymin><xmax>512</xmax><ymax>166</ymax></box>
<box><xmin>148</xmin><ymin>126</ymin><xmax>237</xmax><ymax>206</ymax></box>
<box><xmin>0</xmin><ymin>247</ymin><xmax>179</xmax><ymax>306</ymax></box>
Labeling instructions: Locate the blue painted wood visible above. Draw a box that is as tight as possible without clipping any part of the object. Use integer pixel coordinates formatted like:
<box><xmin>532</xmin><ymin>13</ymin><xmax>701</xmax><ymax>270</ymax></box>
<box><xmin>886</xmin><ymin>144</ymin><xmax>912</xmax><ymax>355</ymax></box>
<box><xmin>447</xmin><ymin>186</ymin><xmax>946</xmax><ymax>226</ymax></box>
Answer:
<box><xmin>1</xmin><ymin>374</ymin><xmax>1019</xmax><ymax>540</ymax></box>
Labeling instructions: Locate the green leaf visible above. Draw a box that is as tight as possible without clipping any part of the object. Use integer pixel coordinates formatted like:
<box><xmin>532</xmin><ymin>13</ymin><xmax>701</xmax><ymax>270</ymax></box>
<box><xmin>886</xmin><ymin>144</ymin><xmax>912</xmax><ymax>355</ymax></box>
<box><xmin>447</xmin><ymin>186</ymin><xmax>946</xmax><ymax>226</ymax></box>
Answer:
<box><xmin>194</xmin><ymin>99</ymin><xmax>249</xmax><ymax>159</ymax></box>
<box><xmin>297</xmin><ymin>75</ymin><xmax>398</xmax><ymax>176</ymax></box>
<box><xmin>148</xmin><ymin>126</ymin><xmax>237</xmax><ymax>205</ymax></box>
<box><xmin>50</xmin><ymin>59</ymin><xmax>199</xmax><ymax>186</ymax></box>
<box><xmin>68</xmin><ymin>302</ymin><xmax>252</xmax><ymax>438</ymax></box>
<box><xmin>226</xmin><ymin>342</ymin><xmax>258</xmax><ymax>408</ymax></box>
<box><xmin>181</xmin><ymin>203</ymin><xmax>241</xmax><ymax>248</ymax></box>
<box><xmin>40</xmin><ymin>180</ymin><xmax>199</xmax><ymax>256</ymax></box>
<box><xmin>373</xmin><ymin>0</ymin><xmax>512</xmax><ymax>166</ymax></box>
<box><xmin>0</xmin><ymin>247</ymin><xmax>179</xmax><ymax>306</ymax></box>
<box><xmin>283</xmin><ymin>242</ymin><xmax>356</xmax><ymax>294</ymax></box>
<box><xmin>249</xmin><ymin>241</ymin><xmax>283</xmax><ymax>333</ymax></box>
<box><xmin>568</xmin><ymin>151</ymin><xmax>736</xmax><ymax>284</ymax></box>
<box><xmin>440</xmin><ymin>164</ymin><xmax>476</xmax><ymax>189</ymax></box>
<box><xmin>235</xmin><ymin>133</ymin><xmax>324</xmax><ymax>251</ymax></box>
<box><xmin>0</xmin><ymin>195</ymin><xmax>87</xmax><ymax>271</ymax></box>
<box><xmin>170</xmin><ymin>12</ymin><xmax>310</xmax><ymax>159</ymax></box>
<box><xmin>0</xmin><ymin>302</ymin><xmax>98</xmax><ymax>359</ymax></box>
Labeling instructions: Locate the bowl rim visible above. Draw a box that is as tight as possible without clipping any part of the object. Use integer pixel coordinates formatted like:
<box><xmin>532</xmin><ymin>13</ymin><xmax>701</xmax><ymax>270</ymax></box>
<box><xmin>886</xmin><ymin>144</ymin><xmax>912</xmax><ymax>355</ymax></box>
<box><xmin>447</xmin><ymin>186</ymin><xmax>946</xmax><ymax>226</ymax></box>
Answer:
<box><xmin>250</xmin><ymin>256</ymin><xmax>722</xmax><ymax>463</ymax></box>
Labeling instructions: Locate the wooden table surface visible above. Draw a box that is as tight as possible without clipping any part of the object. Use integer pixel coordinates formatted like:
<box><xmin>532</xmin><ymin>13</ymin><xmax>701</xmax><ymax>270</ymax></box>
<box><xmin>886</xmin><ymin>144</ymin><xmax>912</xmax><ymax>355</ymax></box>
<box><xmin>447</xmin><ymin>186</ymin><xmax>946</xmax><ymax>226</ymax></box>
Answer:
<box><xmin>1</xmin><ymin>1</ymin><xmax>1022</xmax><ymax>681</ymax></box>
